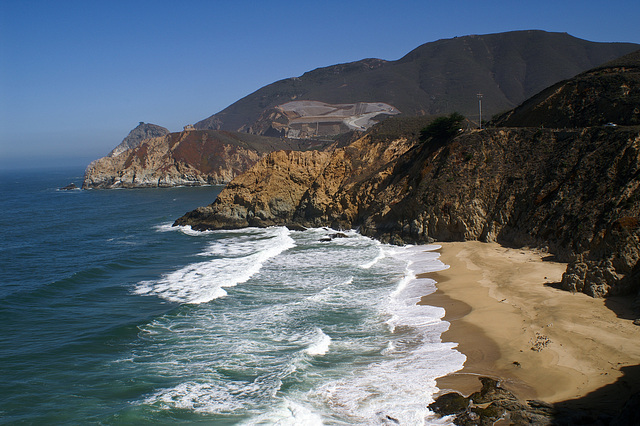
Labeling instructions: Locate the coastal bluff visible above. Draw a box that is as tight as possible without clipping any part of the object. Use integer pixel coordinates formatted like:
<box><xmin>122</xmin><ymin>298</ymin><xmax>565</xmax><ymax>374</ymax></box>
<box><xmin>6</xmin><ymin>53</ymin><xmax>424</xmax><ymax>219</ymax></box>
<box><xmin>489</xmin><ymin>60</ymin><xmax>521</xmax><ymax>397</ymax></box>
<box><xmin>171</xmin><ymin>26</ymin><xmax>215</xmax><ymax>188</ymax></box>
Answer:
<box><xmin>176</xmin><ymin>52</ymin><xmax>640</xmax><ymax>300</ymax></box>
<box><xmin>176</xmin><ymin>120</ymin><xmax>640</xmax><ymax>300</ymax></box>
<box><xmin>83</xmin><ymin>128</ymin><xmax>332</xmax><ymax>189</ymax></box>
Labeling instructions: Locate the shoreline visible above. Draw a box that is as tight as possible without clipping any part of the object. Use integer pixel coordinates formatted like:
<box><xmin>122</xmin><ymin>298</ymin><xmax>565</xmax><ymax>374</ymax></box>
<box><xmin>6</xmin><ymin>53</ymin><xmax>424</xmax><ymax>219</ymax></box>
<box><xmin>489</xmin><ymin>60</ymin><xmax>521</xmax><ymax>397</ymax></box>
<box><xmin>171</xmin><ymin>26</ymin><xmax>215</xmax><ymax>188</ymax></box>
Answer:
<box><xmin>421</xmin><ymin>241</ymin><xmax>640</xmax><ymax>411</ymax></box>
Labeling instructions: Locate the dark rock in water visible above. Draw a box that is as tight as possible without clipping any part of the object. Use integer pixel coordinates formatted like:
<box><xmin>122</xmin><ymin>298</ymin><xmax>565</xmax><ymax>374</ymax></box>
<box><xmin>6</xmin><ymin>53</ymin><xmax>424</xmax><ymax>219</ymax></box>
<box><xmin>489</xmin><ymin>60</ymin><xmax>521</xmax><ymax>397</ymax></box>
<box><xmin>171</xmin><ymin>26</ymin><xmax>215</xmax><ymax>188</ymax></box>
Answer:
<box><xmin>319</xmin><ymin>232</ymin><xmax>350</xmax><ymax>242</ymax></box>
<box><xmin>428</xmin><ymin>391</ymin><xmax>469</xmax><ymax>415</ymax></box>
<box><xmin>60</xmin><ymin>183</ymin><xmax>78</xmax><ymax>190</ymax></box>
<box><xmin>429</xmin><ymin>376</ymin><xmax>640</xmax><ymax>425</ymax></box>
<box><xmin>429</xmin><ymin>377</ymin><xmax>556</xmax><ymax>425</ymax></box>
<box><xmin>330</xmin><ymin>232</ymin><xmax>349</xmax><ymax>239</ymax></box>
<box><xmin>286</xmin><ymin>224</ymin><xmax>307</xmax><ymax>232</ymax></box>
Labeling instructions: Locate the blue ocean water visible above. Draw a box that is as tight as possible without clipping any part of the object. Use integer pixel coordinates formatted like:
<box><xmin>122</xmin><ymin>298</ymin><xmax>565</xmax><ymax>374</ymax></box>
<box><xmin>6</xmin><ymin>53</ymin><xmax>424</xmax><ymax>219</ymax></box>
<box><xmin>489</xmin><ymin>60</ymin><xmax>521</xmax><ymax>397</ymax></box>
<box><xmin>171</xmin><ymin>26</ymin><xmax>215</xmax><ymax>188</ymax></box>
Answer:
<box><xmin>0</xmin><ymin>168</ymin><xmax>464</xmax><ymax>425</ymax></box>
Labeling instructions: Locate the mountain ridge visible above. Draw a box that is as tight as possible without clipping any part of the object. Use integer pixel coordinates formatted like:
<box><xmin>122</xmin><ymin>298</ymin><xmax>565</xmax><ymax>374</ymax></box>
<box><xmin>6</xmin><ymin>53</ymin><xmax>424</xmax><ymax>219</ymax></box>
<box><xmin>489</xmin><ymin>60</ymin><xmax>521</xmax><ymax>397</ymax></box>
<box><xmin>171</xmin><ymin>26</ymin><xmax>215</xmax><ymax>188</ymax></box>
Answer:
<box><xmin>494</xmin><ymin>48</ymin><xmax>640</xmax><ymax>127</ymax></box>
<box><xmin>195</xmin><ymin>30</ymin><xmax>639</xmax><ymax>134</ymax></box>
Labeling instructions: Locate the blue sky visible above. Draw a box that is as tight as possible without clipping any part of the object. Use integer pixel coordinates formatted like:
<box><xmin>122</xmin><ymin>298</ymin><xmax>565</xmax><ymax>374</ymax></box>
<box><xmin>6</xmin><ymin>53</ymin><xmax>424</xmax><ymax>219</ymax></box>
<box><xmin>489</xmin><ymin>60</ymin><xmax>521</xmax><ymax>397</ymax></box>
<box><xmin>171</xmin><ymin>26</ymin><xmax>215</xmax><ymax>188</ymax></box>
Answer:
<box><xmin>1</xmin><ymin>0</ymin><xmax>639</xmax><ymax>170</ymax></box>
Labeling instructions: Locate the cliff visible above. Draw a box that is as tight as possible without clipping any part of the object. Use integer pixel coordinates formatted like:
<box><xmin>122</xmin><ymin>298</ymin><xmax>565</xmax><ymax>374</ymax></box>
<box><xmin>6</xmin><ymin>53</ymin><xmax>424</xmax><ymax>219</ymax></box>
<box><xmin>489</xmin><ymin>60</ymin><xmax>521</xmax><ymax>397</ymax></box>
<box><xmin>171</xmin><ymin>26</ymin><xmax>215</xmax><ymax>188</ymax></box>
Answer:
<box><xmin>175</xmin><ymin>119</ymin><xmax>640</xmax><ymax>299</ymax></box>
<box><xmin>83</xmin><ymin>129</ymin><xmax>332</xmax><ymax>189</ymax></box>
<box><xmin>176</xmin><ymin>50</ymin><xmax>640</xmax><ymax>299</ymax></box>
<box><xmin>195</xmin><ymin>31</ymin><xmax>639</xmax><ymax>134</ymax></box>
<box><xmin>107</xmin><ymin>122</ymin><xmax>170</xmax><ymax>157</ymax></box>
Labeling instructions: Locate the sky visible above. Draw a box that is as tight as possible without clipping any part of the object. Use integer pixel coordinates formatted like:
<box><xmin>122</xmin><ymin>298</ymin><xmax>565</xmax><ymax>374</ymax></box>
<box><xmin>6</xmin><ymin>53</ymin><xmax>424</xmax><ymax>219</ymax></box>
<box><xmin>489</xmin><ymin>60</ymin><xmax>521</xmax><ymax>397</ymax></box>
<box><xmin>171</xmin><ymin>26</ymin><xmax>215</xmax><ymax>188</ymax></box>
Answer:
<box><xmin>1</xmin><ymin>0</ymin><xmax>639</xmax><ymax>170</ymax></box>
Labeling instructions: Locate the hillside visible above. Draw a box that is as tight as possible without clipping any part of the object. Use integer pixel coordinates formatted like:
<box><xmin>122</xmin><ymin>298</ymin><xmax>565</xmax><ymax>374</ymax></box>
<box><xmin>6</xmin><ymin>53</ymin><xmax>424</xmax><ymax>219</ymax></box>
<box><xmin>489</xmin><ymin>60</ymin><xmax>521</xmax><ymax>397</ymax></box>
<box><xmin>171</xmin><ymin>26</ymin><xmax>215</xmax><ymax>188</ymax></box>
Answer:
<box><xmin>195</xmin><ymin>30</ymin><xmax>639</xmax><ymax>134</ymax></box>
<box><xmin>495</xmin><ymin>49</ymin><xmax>640</xmax><ymax>127</ymax></box>
<box><xmin>83</xmin><ymin>129</ymin><xmax>332</xmax><ymax>189</ymax></box>
<box><xmin>177</xmin><ymin>54</ymin><xmax>640</xmax><ymax>300</ymax></box>
<box><xmin>175</xmin><ymin>122</ymin><xmax>640</xmax><ymax>298</ymax></box>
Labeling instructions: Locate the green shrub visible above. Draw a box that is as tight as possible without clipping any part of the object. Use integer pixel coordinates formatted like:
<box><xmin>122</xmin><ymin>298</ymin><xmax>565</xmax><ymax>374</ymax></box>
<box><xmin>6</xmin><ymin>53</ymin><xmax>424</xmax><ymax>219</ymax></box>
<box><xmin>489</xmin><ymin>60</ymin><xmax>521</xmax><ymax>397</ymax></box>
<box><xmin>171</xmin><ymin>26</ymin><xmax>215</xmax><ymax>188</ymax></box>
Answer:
<box><xmin>420</xmin><ymin>112</ymin><xmax>465</xmax><ymax>142</ymax></box>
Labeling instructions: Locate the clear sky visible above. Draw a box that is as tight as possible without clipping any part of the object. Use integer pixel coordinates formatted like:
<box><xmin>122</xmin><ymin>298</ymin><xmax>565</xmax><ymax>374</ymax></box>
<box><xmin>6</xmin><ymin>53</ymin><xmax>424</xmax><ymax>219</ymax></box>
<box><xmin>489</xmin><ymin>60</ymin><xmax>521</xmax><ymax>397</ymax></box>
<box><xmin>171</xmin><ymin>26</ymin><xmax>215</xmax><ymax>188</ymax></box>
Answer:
<box><xmin>1</xmin><ymin>0</ymin><xmax>639</xmax><ymax>170</ymax></box>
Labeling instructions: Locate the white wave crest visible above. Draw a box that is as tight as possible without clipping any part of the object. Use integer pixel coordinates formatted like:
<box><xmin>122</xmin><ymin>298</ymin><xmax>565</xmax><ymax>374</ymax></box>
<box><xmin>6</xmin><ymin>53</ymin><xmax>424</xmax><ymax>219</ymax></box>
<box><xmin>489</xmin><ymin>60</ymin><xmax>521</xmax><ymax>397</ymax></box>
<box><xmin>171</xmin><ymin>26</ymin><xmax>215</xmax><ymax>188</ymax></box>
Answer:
<box><xmin>304</xmin><ymin>328</ymin><xmax>332</xmax><ymax>356</ymax></box>
<box><xmin>154</xmin><ymin>222</ymin><xmax>215</xmax><ymax>236</ymax></box>
<box><xmin>359</xmin><ymin>245</ymin><xmax>386</xmax><ymax>269</ymax></box>
<box><xmin>134</xmin><ymin>227</ymin><xmax>295</xmax><ymax>304</ymax></box>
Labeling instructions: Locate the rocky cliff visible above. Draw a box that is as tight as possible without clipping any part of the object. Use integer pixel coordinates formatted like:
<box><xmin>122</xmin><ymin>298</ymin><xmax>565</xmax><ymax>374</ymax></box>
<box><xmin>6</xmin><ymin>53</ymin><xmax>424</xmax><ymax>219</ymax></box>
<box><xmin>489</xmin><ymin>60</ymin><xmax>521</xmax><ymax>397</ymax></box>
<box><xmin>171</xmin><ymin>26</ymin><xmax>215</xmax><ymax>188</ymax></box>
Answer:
<box><xmin>83</xmin><ymin>129</ymin><xmax>332</xmax><ymax>189</ymax></box>
<box><xmin>175</xmin><ymin>118</ymin><xmax>640</xmax><ymax>299</ymax></box>
<box><xmin>176</xmin><ymin>52</ymin><xmax>640</xmax><ymax>300</ymax></box>
<box><xmin>107</xmin><ymin>122</ymin><xmax>170</xmax><ymax>157</ymax></box>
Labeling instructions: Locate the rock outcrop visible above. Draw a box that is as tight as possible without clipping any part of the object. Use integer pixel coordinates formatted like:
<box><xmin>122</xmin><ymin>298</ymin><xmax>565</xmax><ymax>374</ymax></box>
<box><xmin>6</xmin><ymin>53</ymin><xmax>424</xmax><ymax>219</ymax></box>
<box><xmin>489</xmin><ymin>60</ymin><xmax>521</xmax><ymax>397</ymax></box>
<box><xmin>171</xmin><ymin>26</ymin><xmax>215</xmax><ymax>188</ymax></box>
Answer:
<box><xmin>174</xmin><ymin>117</ymin><xmax>429</xmax><ymax>229</ymax></box>
<box><xmin>108</xmin><ymin>122</ymin><xmax>170</xmax><ymax>157</ymax></box>
<box><xmin>83</xmin><ymin>129</ymin><xmax>332</xmax><ymax>189</ymax></box>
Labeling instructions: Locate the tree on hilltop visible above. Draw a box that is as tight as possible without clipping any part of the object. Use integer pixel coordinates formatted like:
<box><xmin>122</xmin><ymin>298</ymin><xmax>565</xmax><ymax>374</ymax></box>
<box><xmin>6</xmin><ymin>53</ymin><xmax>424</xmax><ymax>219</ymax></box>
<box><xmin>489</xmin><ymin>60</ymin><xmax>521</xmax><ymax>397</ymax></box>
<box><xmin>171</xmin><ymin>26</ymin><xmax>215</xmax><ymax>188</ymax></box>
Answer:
<box><xmin>420</xmin><ymin>112</ymin><xmax>465</xmax><ymax>142</ymax></box>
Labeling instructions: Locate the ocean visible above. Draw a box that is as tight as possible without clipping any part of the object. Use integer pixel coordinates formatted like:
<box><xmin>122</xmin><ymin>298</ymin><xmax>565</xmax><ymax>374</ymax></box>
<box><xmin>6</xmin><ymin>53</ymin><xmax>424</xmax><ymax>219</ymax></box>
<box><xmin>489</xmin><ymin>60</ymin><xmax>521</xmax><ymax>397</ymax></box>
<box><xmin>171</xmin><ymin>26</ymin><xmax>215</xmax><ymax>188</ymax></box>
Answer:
<box><xmin>0</xmin><ymin>168</ymin><xmax>465</xmax><ymax>425</ymax></box>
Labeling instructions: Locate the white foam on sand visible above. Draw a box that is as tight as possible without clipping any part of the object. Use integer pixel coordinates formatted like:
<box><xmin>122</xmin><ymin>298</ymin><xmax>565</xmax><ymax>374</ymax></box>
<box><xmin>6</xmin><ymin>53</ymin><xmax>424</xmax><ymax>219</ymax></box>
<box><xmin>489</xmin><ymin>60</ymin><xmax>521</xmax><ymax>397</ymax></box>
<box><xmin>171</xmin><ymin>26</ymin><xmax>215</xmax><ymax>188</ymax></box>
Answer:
<box><xmin>304</xmin><ymin>244</ymin><xmax>464</xmax><ymax>425</ymax></box>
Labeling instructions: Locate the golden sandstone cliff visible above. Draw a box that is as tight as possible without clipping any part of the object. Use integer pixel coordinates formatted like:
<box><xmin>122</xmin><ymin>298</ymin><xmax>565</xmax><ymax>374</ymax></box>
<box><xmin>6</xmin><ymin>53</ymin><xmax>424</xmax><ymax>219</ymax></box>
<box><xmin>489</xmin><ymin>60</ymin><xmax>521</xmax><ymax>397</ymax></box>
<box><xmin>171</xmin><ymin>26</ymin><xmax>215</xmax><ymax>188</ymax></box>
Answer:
<box><xmin>175</xmin><ymin>121</ymin><xmax>640</xmax><ymax>299</ymax></box>
<box><xmin>83</xmin><ymin>129</ymin><xmax>330</xmax><ymax>189</ymax></box>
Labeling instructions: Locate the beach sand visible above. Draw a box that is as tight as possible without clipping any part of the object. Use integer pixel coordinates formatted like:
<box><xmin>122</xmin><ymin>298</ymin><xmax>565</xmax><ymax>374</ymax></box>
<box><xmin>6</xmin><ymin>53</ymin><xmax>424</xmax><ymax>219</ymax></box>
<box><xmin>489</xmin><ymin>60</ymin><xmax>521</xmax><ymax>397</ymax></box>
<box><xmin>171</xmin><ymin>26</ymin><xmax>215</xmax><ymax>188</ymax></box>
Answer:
<box><xmin>421</xmin><ymin>241</ymin><xmax>640</xmax><ymax>410</ymax></box>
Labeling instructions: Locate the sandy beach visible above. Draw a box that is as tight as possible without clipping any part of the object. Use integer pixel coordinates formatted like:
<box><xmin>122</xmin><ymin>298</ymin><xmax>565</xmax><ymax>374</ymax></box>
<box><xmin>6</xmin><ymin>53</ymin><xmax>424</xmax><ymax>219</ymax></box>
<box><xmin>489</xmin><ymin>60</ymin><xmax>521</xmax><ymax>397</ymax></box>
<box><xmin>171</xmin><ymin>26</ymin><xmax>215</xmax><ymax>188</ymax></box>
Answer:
<box><xmin>422</xmin><ymin>241</ymin><xmax>640</xmax><ymax>411</ymax></box>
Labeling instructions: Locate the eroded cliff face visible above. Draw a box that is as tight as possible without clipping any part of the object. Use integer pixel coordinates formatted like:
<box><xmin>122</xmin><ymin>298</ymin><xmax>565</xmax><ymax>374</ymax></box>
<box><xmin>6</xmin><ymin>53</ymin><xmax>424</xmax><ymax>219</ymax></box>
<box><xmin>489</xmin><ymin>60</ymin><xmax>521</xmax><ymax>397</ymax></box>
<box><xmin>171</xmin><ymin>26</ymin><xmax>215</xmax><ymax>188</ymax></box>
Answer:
<box><xmin>176</xmin><ymin>125</ymin><xmax>640</xmax><ymax>298</ymax></box>
<box><xmin>108</xmin><ymin>122</ymin><xmax>170</xmax><ymax>157</ymax></box>
<box><xmin>83</xmin><ymin>129</ymin><xmax>329</xmax><ymax>189</ymax></box>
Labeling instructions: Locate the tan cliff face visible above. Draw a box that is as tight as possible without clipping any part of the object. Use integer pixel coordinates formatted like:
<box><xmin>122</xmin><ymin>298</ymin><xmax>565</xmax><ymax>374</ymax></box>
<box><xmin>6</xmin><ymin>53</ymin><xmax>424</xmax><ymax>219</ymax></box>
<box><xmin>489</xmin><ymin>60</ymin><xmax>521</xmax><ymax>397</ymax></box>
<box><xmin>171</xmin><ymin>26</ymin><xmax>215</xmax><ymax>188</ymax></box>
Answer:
<box><xmin>83</xmin><ymin>129</ymin><xmax>331</xmax><ymax>189</ymax></box>
<box><xmin>176</xmin><ymin>123</ymin><xmax>640</xmax><ymax>299</ymax></box>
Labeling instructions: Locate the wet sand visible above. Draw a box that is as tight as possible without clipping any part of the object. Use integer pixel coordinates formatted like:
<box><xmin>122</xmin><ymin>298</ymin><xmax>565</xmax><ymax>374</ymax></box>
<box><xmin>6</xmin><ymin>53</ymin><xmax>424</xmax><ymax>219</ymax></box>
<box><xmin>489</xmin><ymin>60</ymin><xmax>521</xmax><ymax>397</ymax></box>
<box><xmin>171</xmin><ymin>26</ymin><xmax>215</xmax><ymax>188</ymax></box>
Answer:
<box><xmin>421</xmin><ymin>241</ymin><xmax>640</xmax><ymax>407</ymax></box>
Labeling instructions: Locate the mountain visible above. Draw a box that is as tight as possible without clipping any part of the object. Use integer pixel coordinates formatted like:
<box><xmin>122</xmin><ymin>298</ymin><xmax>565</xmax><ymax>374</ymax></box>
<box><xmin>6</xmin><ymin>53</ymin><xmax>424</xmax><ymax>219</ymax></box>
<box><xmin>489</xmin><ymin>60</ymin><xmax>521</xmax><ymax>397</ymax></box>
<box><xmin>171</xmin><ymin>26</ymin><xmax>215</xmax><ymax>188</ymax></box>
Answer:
<box><xmin>107</xmin><ymin>122</ymin><xmax>170</xmax><ymax>157</ymax></box>
<box><xmin>195</xmin><ymin>30</ymin><xmax>639</xmax><ymax>134</ymax></box>
<box><xmin>494</xmin><ymin>49</ymin><xmax>640</xmax><ymax>127</ymax></box>
<box><xmin>176</xmin><ymin>55</ymin><xmax>640</xmax><ymax>300</ymax></box>
<box><xmin>83</xmin><ymin>128</ymin><xmax>332</xmax><ymax>189</ymax></box>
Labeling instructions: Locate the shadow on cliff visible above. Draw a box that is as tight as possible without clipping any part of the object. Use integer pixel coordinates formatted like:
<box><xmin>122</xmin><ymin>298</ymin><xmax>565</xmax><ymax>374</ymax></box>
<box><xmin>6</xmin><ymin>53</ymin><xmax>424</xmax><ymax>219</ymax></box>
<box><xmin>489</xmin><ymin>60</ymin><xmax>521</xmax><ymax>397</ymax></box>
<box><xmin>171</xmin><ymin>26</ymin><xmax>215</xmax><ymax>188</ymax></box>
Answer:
<box><xmin>552</xmin><ymin>364</ymin><xmax>640</xmax><ymax>425</ymax></box>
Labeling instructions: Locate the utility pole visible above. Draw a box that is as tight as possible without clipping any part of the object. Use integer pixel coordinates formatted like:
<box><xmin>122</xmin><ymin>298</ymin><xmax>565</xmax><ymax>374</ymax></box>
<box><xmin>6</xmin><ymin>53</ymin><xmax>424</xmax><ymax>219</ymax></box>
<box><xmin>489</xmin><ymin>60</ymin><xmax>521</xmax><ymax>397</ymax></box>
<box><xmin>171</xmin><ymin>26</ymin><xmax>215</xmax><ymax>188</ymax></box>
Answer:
<box><xmin>477</xmin><ymin>93</ymin><xmax>483</xmax><ymax>129</ymax></box>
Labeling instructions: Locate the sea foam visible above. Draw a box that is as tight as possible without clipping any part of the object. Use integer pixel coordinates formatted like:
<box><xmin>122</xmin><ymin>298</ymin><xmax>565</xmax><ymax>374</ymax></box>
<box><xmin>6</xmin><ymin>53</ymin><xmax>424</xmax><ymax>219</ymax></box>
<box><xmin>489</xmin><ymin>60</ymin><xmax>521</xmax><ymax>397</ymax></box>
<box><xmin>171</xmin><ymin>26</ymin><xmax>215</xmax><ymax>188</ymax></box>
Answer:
<box><xmin>304</xmin><ymin>244</ymin><xmax>464</xmax><ymax>424</ymax></box>
<box><xmin>133</xmin><ymin>227</ymin><xmax>295</xmax><ymax>304</ymax></box>
<box><xmin>304</xmin><ymin>328</ymin><xmax>332</xmax><ymax>356</ymax></box>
